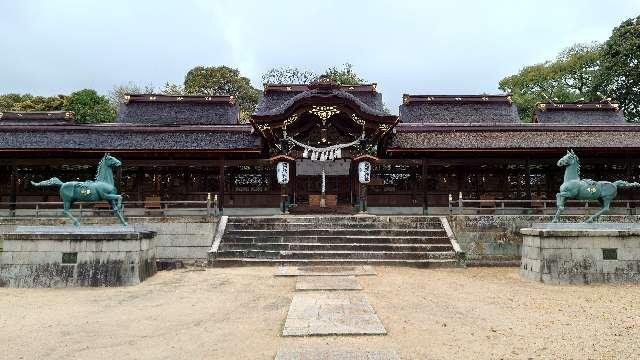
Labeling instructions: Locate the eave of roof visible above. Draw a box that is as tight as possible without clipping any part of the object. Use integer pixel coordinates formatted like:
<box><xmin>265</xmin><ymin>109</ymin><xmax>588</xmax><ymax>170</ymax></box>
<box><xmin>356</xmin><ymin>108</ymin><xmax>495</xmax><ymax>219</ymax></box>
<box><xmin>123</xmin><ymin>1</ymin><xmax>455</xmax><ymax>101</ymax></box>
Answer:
<box><xmin>0</xmin><ymin>123</ymin><xmax>254</xmax><ymax>132</ymax></box>
<box><xmin>124</xmin><ymin>94</ymin><xmax>236</xmax><ymax>104</ymax></box>
<box><xmin>388</xmin><ymin>123</ymin><xmax>640</xmax><ymax>151</ymax></box>
<box><xmin>536</xmin><ymin>102</ymin><xmax>620</xmax><ymax>111</ymax></box>
<box><xmin>393</xmin><ymin>123</ymin><xmax>638</xmax><ymax>132</ymax></box>
<box><xmin>402</xmin><ymin>94</ymin><xmax>512</xmax><ymax>105</ymax></box>
<box><xmin>0</xmin><ymin>111</ymin><xmax>75</xmax><ymax>121</ymax></box>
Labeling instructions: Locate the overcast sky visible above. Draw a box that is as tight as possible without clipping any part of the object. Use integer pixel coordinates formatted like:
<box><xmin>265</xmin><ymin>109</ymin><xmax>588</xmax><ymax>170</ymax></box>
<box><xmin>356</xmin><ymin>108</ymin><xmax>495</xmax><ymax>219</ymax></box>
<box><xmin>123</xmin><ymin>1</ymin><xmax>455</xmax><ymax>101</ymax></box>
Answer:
<box><xmin>1</xmin><ymin>0</ymin><xmax>639</xmax><ymax>112</ymax></box>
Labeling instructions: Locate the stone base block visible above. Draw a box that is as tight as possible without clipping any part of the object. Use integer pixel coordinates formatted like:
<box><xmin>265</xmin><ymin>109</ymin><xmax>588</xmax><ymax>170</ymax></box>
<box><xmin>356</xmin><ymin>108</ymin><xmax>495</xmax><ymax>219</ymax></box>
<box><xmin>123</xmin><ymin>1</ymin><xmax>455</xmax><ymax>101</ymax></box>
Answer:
<box><xmin>520</xmin><ymin>223</ymin><xmax>640</xmax><ymax>284</ymax></box>
<box><xmin>0</xmin><ymin>226</ymin><xmax>157</xmax><ymax>287</ymax></box>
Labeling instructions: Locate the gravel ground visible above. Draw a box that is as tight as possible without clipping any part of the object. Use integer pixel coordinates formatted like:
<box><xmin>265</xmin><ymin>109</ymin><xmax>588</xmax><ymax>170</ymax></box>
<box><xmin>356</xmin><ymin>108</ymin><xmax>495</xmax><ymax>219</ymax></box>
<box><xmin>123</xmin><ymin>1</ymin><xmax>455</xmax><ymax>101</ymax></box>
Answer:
<box><xmin>1</xmin><ymin>267</ymin><xmax>639</xmax><ymax>359</ymax></box>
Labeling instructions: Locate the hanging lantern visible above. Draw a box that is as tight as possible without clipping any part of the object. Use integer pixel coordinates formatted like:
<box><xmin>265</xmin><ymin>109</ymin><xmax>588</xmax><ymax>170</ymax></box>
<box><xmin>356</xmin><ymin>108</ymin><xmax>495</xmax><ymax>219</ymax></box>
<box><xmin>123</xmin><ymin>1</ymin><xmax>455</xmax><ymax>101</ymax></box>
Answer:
<box><xmin>358</xmin><ymin>161</ymin><xmax>371</xmax><ymax>184</ymax></box>
<box><xmin>276</xmin><ymin>161</ymin><xmax>289</xmax><ymax>185</ymax></box>
<box><xmin>303</xmin><ymin>149</ymin><xmax>308</xmax><ymax>158</ymax></box>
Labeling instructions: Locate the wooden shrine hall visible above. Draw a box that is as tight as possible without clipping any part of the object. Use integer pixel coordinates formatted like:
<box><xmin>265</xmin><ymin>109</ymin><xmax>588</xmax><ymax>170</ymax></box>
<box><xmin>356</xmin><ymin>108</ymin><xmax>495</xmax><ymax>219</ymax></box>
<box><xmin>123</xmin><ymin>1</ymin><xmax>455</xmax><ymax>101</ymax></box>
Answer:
<box><xmin>2</xmin><ymin>76</ymin><xmax>640</xmax><ymax>214</ymax></box>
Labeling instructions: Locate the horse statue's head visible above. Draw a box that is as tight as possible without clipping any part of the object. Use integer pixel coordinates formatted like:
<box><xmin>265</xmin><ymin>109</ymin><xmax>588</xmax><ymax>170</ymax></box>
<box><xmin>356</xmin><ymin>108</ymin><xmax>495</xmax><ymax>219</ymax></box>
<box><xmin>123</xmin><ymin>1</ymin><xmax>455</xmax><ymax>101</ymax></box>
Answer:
<box><xmin>557</xmin><ymin>149</ymin><xmax>578</xmax><ymax>168</ymax></box>
<box><xmin>102</xmin><ymin>153</ymin><xmax>122</xmax><ymax>168</ymax></box>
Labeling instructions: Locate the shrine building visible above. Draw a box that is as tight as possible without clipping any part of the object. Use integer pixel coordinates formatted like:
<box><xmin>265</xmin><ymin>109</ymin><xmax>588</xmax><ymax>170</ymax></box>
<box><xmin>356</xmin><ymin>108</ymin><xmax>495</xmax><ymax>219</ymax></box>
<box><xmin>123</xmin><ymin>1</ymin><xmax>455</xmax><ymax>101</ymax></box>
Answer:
<box><xmin>1</xmin><ymin>77</ymin><xmax>638</xmax><ymax>215</ymax></box>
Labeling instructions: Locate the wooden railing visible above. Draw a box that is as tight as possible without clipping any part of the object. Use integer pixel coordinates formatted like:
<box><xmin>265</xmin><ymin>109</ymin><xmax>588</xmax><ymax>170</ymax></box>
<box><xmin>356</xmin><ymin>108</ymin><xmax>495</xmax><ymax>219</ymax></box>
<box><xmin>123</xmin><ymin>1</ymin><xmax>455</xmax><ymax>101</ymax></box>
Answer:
<box><xmin>447</xmin><ymin>197</ymin><xmax>640</xmax><ymax>216</ymax></box>
<box><xmin>0</xmin><ymin>200</ymin><xmax>218</xmax><ymax>218</ymax></box>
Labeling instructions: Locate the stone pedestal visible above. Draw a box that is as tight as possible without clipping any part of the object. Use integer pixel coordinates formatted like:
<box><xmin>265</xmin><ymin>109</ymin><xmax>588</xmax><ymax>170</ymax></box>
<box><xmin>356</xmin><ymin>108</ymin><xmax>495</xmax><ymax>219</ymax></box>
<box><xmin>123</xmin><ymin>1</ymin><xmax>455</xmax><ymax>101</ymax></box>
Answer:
<box><xmin>520</xmin><ymin>223</ymin><xmax>640</xmax><ymax>284</ymax></box>
<box><xmin>0</xmin><ymin>226</ymin><xmax>156</xmax><ymax>287</ymax></box>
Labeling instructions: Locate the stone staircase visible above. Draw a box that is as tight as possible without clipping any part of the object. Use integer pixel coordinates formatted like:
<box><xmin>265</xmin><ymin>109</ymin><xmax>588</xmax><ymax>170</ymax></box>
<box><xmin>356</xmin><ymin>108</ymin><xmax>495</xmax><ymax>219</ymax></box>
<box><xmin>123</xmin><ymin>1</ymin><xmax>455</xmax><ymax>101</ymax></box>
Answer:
<box><xmin>208</xmin><ymin>215</ymin><xmax>464</xmax><ymax>266</ymax></box>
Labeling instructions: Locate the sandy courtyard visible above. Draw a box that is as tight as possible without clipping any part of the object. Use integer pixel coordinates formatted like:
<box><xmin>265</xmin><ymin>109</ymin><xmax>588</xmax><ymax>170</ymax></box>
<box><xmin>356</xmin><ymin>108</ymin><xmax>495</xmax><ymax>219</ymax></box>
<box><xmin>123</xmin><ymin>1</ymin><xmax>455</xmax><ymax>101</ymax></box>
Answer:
<box><xmin>1</xmin><ymin>266</ymin><xmax>639</xmax><ymax>359</ymax></box>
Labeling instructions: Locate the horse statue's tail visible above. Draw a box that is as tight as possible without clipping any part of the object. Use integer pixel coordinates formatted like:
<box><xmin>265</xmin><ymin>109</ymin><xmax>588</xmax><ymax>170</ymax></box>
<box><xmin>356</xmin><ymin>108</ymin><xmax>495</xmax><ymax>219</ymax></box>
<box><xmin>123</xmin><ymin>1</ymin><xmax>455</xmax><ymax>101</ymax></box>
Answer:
<box><xmin>614</xmin><ymin>180</ymin><xmax>640</xmax><ymax>189</ymax></box>
<box><xmin>31</xmin><ymin>177</ymin><xmax>63</xmax><ymax>188</ymax></box>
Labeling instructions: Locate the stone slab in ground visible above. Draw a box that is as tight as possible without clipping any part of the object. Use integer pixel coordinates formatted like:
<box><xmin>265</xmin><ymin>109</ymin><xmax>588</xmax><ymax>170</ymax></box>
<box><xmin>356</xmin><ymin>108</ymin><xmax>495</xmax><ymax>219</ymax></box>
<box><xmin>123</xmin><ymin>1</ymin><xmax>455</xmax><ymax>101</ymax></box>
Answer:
<box><xmin>275</xmin><ymin>347</ymin><xmax>400</xmax><ymax>360</ymax></box>
<box><xmin>282</xmin><ymin>293</ymin><xmax>386</xmax><ymax>336</ymax></box>
<box><xmin>296</xmin><ymin>275</ymin><xmax>362</xmax><ymax>290</ymax></box>
<box><xmin>275</xmin><ymin>265</ymin><xmax>376</xmax><ymax>277</ymax></box>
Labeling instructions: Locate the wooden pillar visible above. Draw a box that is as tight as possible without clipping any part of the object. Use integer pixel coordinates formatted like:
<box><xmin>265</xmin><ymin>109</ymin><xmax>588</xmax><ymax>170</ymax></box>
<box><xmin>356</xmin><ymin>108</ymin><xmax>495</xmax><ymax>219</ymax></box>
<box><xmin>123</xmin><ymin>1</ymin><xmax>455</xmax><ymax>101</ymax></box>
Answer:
<box><xmin>290</xmin><ymin>160</ymin><xmax>297</xmax><ymax>205</ymax></box>
<box><xmin>626</xmin><ymin>154</ymin><xmax>634</xmax><ymax>203</ymax></box>
<box><xmin>422</xmin><ymin>159</ymin><xmax>428</xmax><ymax>214</ymax></box>
<box><xmin>525</xmin><ymin>156</ymin><xmax>532</xmax><ymax>200</ymax></box>
<box><xmin>218</xmin><ymin>159</ymin><xmax>225</xmax><ymax>213</ymax></box>
<box><xmin>9</xmin><ymin>163</ymin><xmax>17</xmax><ymax>214</ymax></box>
<box><xmin>136</xmin><ymin>166</ymin><xmax>144</xmax><ymax>202</ymax></box>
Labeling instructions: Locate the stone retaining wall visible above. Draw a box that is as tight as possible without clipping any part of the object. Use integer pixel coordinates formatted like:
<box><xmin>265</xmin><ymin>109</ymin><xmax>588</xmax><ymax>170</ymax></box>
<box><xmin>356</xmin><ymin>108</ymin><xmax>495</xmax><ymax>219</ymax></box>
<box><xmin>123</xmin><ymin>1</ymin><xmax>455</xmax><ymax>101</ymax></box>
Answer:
<box><xmin>447</xmin><ymin>215</ymin><xmax>640</xmax><ymax>266</ymax></box>
<box><xmin>0</xmin><ymin>216</ymin><xmax>216</xmax><ymax>265</ymax></box>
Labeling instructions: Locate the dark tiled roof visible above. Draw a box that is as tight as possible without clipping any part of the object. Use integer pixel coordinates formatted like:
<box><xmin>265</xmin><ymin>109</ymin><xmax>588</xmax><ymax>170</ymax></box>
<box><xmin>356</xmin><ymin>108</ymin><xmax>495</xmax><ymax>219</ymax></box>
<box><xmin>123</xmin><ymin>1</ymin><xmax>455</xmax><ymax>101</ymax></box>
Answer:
<box><xmin>388</xmin><ymin>123</ymin><xmax>640</xmax><ymax>150</ymax></box>
<box><xmin>399</xmin><ymin>94</ymin><xmax>519</xmax><ymax>124</ymax></box>
<box><xmin>0</xmin><ymin>111</ymin><xmax>74</xmax><ymax>125</ymax></box>
<box><xmin>118</xmin><ymin>94</ymin><xmax>239</xmax><ymax>125</ymax></box>
<box><xmin>0</xmin><ymin>124</ymin><xmax>261</xmax><ymax>151</ymax></box>
<box><xmin>534</xmin><ymin>102</ymin><xmax>625</xmax><ymax>124</ymax></box>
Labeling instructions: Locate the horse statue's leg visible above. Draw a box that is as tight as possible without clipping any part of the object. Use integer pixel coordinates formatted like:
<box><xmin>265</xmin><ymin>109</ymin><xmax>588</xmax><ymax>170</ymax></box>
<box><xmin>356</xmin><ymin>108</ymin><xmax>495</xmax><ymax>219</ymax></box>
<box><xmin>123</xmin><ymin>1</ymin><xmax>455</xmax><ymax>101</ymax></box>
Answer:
<box><xmin>104</xmin><ymin>193</ymin><xmax>128</xmax><ymax>226</ymax></box>
<box><xmin>585</xmin><ymin>197</ymin><xmax>611</xmax><ymax>223</ymax></box>
<box><xmin>552</xmin><ymin>192</ymin><xmax>567</xmax><ymax>223</ymax></box>
<box><xmin>63</xmin><ymin>200</ymin><xmax>81</xmax><ymax>226</ymax></box>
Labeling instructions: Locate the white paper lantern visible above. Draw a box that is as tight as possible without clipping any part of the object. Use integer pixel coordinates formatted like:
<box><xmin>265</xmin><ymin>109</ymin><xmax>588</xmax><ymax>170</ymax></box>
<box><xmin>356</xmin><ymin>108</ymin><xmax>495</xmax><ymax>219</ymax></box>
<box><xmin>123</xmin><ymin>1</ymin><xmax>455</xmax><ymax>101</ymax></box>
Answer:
<box><xmin>276</xmin><ymin>162</ymin><xmax>289</xmax><ymax>185</ymax></box>
<box><xmin>358</xmin><ymin>161</ymin><xmax>371</xmax><ymax>184</ymax></box>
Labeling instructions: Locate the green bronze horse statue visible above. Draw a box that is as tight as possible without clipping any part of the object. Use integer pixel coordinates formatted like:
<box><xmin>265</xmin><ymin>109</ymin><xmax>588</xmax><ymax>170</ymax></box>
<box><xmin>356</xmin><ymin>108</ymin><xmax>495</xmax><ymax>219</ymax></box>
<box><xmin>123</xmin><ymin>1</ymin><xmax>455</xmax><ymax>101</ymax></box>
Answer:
<box><xmin>553</xmin><ymin>150</ymin><xmax>640</xmax><ymax>223</ymax></box>
<box><xmin>31</xmin><ymin>153</ymin><xmax>128</xmax><ymax>226</ymax></box>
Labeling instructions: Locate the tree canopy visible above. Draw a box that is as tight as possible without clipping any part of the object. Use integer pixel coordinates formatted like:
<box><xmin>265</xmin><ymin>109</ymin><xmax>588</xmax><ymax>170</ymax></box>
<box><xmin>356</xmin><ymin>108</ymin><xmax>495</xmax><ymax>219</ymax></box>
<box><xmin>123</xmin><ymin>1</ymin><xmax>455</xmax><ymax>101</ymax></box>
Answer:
<box><xmin>65</xmin><ymin>89</ymin><xmax>116</xmax><ymax>123</ymax></box>
<box><xmin>261</xmin><ymin>63</ymin><xmax>366</xmax><ymax>85</ymax></box>
<box><xmin>262</xmin><ymin>66</ymin><xmax>317</xmax><ymax>84</ymax></box>
<box><xmin>108</xmin><ymin>82</ymin><xmax>155</xmax><ymax>109</ymax></box>
<box><xmin>184</xmin><ymin>65</ymin><xmax>260</xmax><ymax>121</ymax></box>
<box><xmin>323</xmin><ymin>63</ymin><xmax>366</xmax><ymax>85</ymax></box>
<box><xmin>499</xmin><ymin>43</ymin><xmax>602</xmax><ymax>121</ymax></box>
<box><xmin>597</xmin><ymin>15</ymin><xmax>640</xmax><ymax>122</ymax></box>
<box><xmin>0</xmin><ymin>94</ymin><xmax>67</xmax><ymax>112</ymax></box>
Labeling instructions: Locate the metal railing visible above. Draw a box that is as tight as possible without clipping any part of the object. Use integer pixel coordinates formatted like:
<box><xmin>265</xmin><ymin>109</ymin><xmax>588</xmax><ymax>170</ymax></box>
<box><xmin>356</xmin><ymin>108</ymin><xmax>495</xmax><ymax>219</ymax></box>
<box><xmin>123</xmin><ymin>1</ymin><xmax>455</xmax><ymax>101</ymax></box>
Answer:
<box><xmin>0</xmin><ymin>199</ymin><xmax>219</xmax><ymax>218</ymax></box>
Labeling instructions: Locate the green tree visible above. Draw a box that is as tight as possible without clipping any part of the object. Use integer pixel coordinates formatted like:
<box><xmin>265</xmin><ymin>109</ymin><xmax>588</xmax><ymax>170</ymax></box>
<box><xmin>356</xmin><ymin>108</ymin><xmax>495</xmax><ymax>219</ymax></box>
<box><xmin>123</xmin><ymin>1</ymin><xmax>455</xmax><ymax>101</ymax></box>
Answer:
<box><xmin>262</xmin><ymin>66</ymin><xmax>318</xmax><ymax>84</ymax></box>
<box><xmin>159</xmin><ymin>82</ymin><xmax>185</xmax><ymax>95</ymax></box>
<box><xmin>499</xmin><ymin>43</ymin><xmax>602</xmax><ymax>121</ymax></box>
<box><xmin>184</xmin><ymin>65</ymin><xmax>260</xmax><ymax>122</ymax></box>
<box><xmin>65</xmin><ymin>89</ymin><xmax>116</xmax><ymax>123</ymax></box>
<box><xmin>12</xmin><ymin>95</ymin><xmax>68</xmax><ymax>112</ymax></box>
<box><xmin>0</xmin><ymin>93</ymin><xmax>34</xmax><ymax>111</ymax></box>
<box><xmin>323</xmin><ymin>63</ymin><xmax>365</xmax><ymax>85</ymax></box>
<box><xmin>108</xmin><ymin>82</ymin><xmax>155</xmax><ymax>109</ymax></box>
<box><xmin>597</xmin><ymin>15</ymin><xmax>640</xmax><ymax>122</ymax></box>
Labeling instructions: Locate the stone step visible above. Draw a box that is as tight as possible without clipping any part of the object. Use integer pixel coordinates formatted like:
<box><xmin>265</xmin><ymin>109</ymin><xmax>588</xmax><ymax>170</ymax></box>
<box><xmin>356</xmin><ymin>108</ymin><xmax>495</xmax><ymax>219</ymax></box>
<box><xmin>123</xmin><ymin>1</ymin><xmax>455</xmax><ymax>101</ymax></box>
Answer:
<box><xmin>221</xmin><ymin>235</ymin><xmax>452</xmax><ymax>245</ymax></box>
<box><xmin>225</xmin><ymin>228</ymin><xmax>447</xmax><ymax>237</ymax></box>
<box><xmin>218</xmin><ymin>242</ymin><xmax>454</xmax><ymax>252</ymax></box>
<box><xmin>225</xmin><ymin>222</ymin><xmax>444</xmax><ymax>230</ymax></box>
<box><xmin>212</xmin><ymin>258</ymin><xmax>459</xmax><ymax>267</ymax></box>
<box><xmin>215</xmin><ymin>249</ymin><xmax>457</xmax><ymax>260</ymax></box>
<box><xmin>225</xmin><ymin>216</ymin><xmax>443</xmax><ymax>225</ymax></box>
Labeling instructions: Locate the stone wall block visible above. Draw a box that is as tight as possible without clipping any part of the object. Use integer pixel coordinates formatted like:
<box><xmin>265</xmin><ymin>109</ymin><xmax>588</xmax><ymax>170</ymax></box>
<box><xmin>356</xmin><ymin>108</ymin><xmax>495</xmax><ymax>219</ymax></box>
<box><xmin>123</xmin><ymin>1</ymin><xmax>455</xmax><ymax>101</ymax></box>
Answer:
<box><xmin>118</xmin><ymin>239</ymin><xmax>141</xmax><ymax>252</ymax></box>
<box><xmin>620</xmin><ymin>248</ymin><xmax>640</xmax><ymax>261</ymax></box>
<box><xmin>570</xmin><ymin>248</ymin><xmax>587</xmax><ymax>260</ymax></box>
<box><xmin>48</xmin><ymin>240</ymin><xmax>71</xmax><ymax>252</ymax></box>
<box><xmin>155</xmin><ymin>247</ymin><xmax>176</xmax><ymax>259</ymax></box>
<box><xmin>153</xmin><ymin>235</ymin><xmax>173</xmax><ymax>247</ymax></box>
<box><xmin>1</xmin><ymin>252</ymin><xmax>13</xmax><ymax>264</ymax></box>
<box><xmin>185</xmin><ymin>222</ymin><xmax>213</xmax><ymax>234</ymax></box>
<box><xmin>76</xmin><ymin>251</ymin><xmax>97</xmax><ymax>263</ymax></box>
<box><xmin>173</xmin><ymin>246</ymin><xmax>209</xmax><ymax>260</ymax></box>
<box><xmin>184</xmin><ymin>234</ymin><xmax>214</xmax><ymax>247</ymax></box>
<box><xmin>69</xmin><ymin>240</ymin><xmax>87</xmax><ymax>252</ymax></box>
